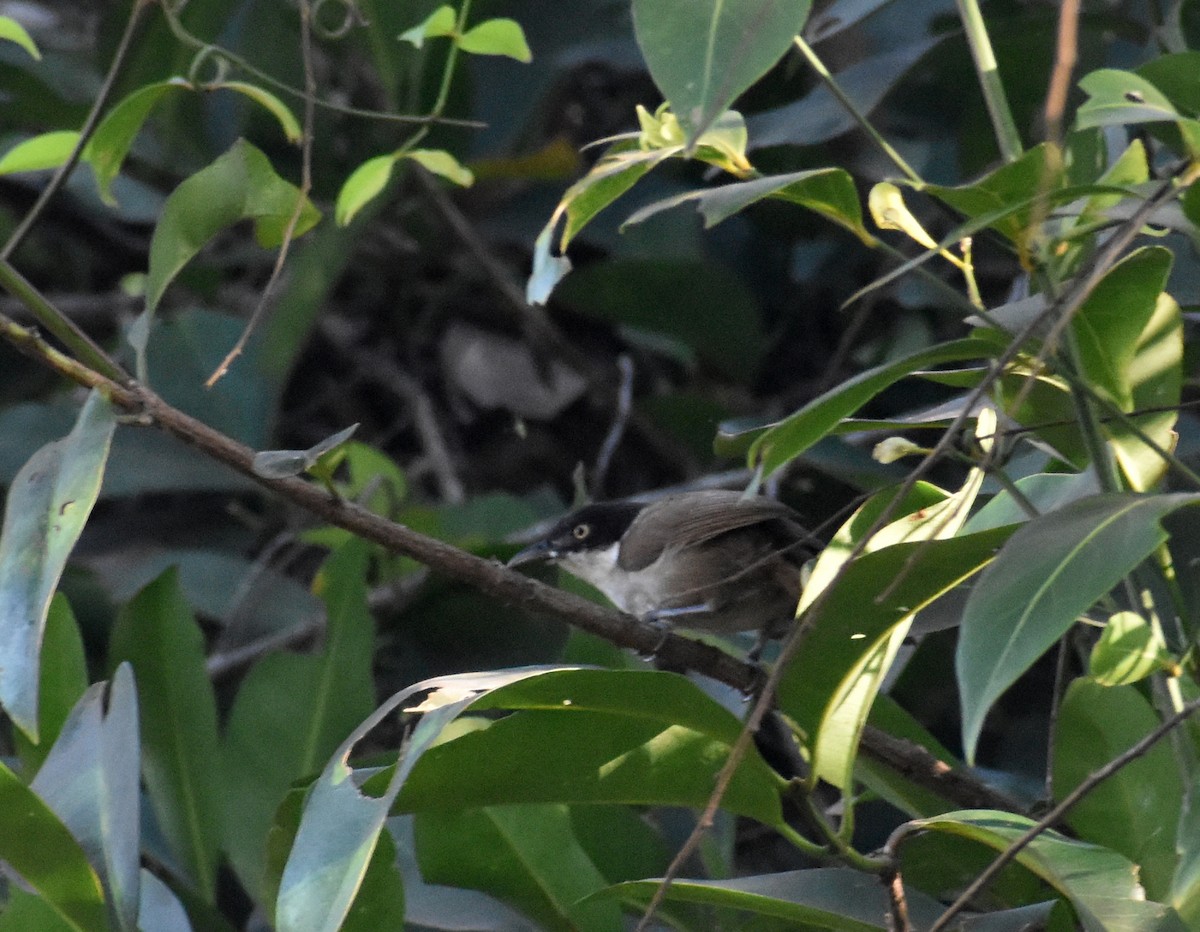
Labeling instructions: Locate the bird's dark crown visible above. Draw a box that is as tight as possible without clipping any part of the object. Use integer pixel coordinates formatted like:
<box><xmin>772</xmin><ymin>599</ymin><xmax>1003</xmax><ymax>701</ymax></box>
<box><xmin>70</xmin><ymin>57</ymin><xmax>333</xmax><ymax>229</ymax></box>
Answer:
<box><xmin>543</xmin><ymin>500</ymin><xmax>647</xmax><ymax>554</ymax></box>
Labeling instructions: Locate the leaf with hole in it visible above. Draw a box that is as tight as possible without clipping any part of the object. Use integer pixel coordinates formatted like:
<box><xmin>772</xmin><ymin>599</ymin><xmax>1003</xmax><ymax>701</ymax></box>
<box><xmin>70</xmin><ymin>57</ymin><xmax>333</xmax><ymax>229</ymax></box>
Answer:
<box><xmin>748</xmin><ymin>338</ymin><xmax>996</xmax><ymax>477</ymax></box>
<box><xmin>0</xmin><ymin>391</ymin><xmax>115</xmax><ymax>741</ymax></box>
<box><xmin>1076</xmin><ymin>68</ymin><xmax>1200</xmax><ymax>157</ymax></box>
<box><xmin>458</xmin><ymin>18</ymin><xmax>531</xmax><ymax>61</ymax></box>
<box><xmin>0</xmin><ymin>131</ymin><xmax>81</xmax><ymax>176</ymax></box>
<box><xmin>109</xmin><ymin>569</ymin><xmax>222</xmax><ymax>902</ymax></box>
<box><xmin>624</xmin><ymin>167</ymin><xmax>874</xmax><ymax>246</ymax></box>
<box><xmin>958</xmin><ymin>493</ymin><xmax>1200</xmax><ymax>764</ymax></box>
<box><xmin>1053</xmin><ymin>678</ymin><xmax>1181</xmax><ymax>901</ymax></box>
<box><xmin>0</xmin><ymin>760</ymin><xmax>108</xmax><ymax>931</ymax></box>
<box><xmin>0</xmin><ymin>15</ymin><xmax>40</xmax><ymax>59</ymax></box>
<box><xmin>632</xmin><ymin>0</ymin><xmax>811</xmax><ymax>144</ymax></box>
<box><xmin>145</xmin><ymin>139</ymin><xmax>321</xmax><ymax>314</ymax></box>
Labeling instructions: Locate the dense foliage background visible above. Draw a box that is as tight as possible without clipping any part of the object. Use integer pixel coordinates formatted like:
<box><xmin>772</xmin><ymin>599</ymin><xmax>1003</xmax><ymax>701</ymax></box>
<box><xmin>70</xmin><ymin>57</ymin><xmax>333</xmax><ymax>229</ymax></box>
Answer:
<box><xmin>2</xmin><ymin>0</ymin><xmax>1200</xmax><ymax>928</ymax></box>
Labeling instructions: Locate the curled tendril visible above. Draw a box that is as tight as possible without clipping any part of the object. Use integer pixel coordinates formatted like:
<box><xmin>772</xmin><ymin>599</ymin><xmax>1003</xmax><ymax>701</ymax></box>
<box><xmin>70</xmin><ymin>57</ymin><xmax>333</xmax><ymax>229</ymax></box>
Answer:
<box><xmin>311</xmin><ymin>0</ymin><xmax>365</xmax><ymax>39</ymax></box>
<box><xmin>188</xmin><ymin>45</ymin><xmax>231</xmax><ymax>87</ymax></box>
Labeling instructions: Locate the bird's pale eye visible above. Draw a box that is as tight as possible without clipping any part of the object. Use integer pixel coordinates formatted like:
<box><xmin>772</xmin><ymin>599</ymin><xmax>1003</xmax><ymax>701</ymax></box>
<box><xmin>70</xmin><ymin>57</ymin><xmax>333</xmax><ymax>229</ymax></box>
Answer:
<box><xmin>572</xmin><ymin>523</ymin><xmax>591</xmax><ymax>540</ymax></box>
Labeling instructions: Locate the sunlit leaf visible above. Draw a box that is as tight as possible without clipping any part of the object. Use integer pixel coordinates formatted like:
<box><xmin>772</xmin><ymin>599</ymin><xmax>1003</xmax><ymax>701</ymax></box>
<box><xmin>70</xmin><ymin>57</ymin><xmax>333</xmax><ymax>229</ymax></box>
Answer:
<box><xmin>0</xmin><ymin>131</ymin><xmax>80</xmax><ymax>176</ymax></box>
<box><xmin>458</xmin><ymin>18</ymin><xmax>531</xmax><ymax>61</ymax></box>
<box><xmin>398</xmin><ymin>5</ymin><xmax>455</xmax><ymax>47</ymax></box>
<box><xmin>0</xmin><ymin>15</ymin><xmax>41</xmax><ymax>59</ymax></box>
<box><xmin>404</xmin><ymin>148</ymin><xmax>474</xmax><ymax>186</ymax></box>
<box><xmin>215</xmin><ymin>81</ymin><xmax>304</xmax><ymax>143</ymax></box>
<box><xmin>336</xmin><ymin>154</ymin><xmax>397</xmax><ymax>226</ymax></box>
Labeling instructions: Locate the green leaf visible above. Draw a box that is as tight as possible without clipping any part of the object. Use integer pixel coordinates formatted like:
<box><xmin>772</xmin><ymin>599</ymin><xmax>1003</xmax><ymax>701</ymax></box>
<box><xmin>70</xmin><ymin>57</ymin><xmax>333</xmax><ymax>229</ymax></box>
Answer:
<box><xmin>957</xmin><ymin>493</ymin><xmax>1200</xmax><ymax>764</ymax></box>
<box><xmin>85</xmin><ymin>81</ymin><xmax>182</xmax><ymax>204</ymax></box>
<box><xmin>0</xmin><ymin>15</ymin><xmax>41</xmax><ymax>59</ymax></box>
<box><xmin>632</xmin><ymin>0</ymin><xmax>812</xmax><ymax>143</ymax></box>
<box><xmin>135</xmin><ymin>870</ymin><xmax>192</xmax><ymax>932</ymax></box>
<box><xmin>14</xmin><ymin>594</ymin><xmax>87</xmax><ymax>775</ymax></box>
<box><xmin>396</xmin><ymin>669</ymin><xmax>785</xmax><ymax>825</ymax></box>
<box><xmin>0</xmin><ymin>390</ymin><xmax>115</xmax><ymax>741</ymax></box>
<box><xmin>214</xmin><ymin>81</ymin><xmax>303</xmax><ymax>143</ymax></box>
<box><xmin>748</xmin><ymin>338</ymin><xmax>996</xmax><ymax>477</ymax></box>
<box><xmin>415</xmin><ymin>805</ymin><xmax>622</xmax><ymax>931</ymax></box>
<box><xmin>145</xmin><ymin>139</ymin><xmax>321</xmax><ymax>314</ymax></box>
<box><xmin>623</xmin><ymin>167</ymin><xmax>875</xmax><ymax>246</ymax></box>
<box><xmin>1089</xmin><ymin>610</ymin><xmax>1172</xmax><ymax>686</ymax></box>
<box><xmin>778</xmin><ymin>525</ymin><xmax>1012</xmax><ymax>789</ymax></box>
<box><xmin>398</xmin><ymin>5</ymin><xmax>456</xmax><ymax>47</ymax></box>
<box><xmin>607</xmin><ymin>867</ymin><xmax>944</xmax><ymax>929</ymax></box>
<box><xmin>1070</xmin><ymin>246</ymin><xmax>1171</xmax><ymax>409</ymax></box>
<box><xmin>458</xmin><ymin>18</ymin><xmax>532</xmax><ymax>62</ymax></box>
<box><xmin>31</xmin><ymin>666</ymin><xmax>141</xmax><ymax>931</ymax></box>
<box><xmin>911</xmin><ymin>810</ymin><xmax>1182</xmax><ymax>930</ymax></box>
<box><xmin>1052</xmin><ymin>678</ymin><xmax>1181</xmax><ymax>901</ymax></box>
<box><xmin>251</xmin><ymin>422</ymin><xmax>359</xmax><ymax>479</ymax></box>
<box><xmin>336</xmin><ymin>154</ymin><xmax>398</xmax><ymax>226</ymax></box>
<box><xmin>404</xmin><ymin>148</ymin><xmax>474</xmax><ymax>186</ymax></box>
<box><xmin>0</xmin><ymin>131</ymin><xmax>81</xmax><ymax>176</ymax></box>
<box><xmin>1076</xmin><ymin>68</ymin><xmax>1200</xmax><ymax>156</ymax></box>
<box><xmin>1137</xmin><ymin>52</ymin><xmax>1200</xmax><ymax>115</ymax></box>
<box><xmin>109</xmin><ymin>569</ymin><xmax>222</xmax><ymax>901</ymax></box>
<box><xmin>222</xmin><ymin>539</ymin><xmax>375</xmax><ymax>899</ymax></box>
<box><xmin>0</xmin><ymin>760</ymin><xmax>109</xmax><ymax>931</ymax></box>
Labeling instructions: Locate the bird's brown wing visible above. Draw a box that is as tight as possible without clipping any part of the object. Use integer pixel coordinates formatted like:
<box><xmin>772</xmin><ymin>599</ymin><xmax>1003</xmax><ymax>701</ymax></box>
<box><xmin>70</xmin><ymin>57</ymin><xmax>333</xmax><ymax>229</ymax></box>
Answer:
<box><xmin>617</xmin><ymin>490</ymin><xmax>805</xmax><ymax>571</ymax></box>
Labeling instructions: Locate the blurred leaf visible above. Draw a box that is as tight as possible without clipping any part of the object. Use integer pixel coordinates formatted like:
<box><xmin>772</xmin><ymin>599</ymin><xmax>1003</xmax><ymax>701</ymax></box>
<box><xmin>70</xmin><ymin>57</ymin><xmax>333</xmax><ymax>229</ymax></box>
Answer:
<box><xmin>458</xmin><ymin>18</ymin><xmax>532</xmax><ymax>61</ymax></box>
<box><xmin>136</xmin><ymin>870</ymin><xmax>193</xmax><ymax>932</ymax></box>
<box><xmin>957</xmin><ymin>493</ymin><xmax>1200</xmax><ymax>764</ymax></box>
<box><xmin>1052</xmin><ymin>678</ymin><xmax>1181</xmax><ymax>900</ymax></box>
<box><xmin>556</xmin><ymin>259</ymin><xmax>763</xmax><ymax>379</ymax></box>
<box><xmin>85</xmin><ymin>81</ymin><xmax>182</xmax><ymax>203</ymax></box>
<box><xmin>145</xmin><ymin>139</ymin><xmax>321</xmax><ymax>314</ymax></box>
<box><xmin>14</xmin><ymin>593</ymin><xmax>87</xmax><ymax>775</ymax></box>
<box><xmin>252</xmin><ymin>423</ymin><xmax>359</xmax><ymax>479</ymax></box>
<box><xmin>398</xmin><ymin>5</ymin><xmax>456</xmax><ymax>47</ymax></box>
<box><xmin>0</xmin><ymin>15</ymin><xmax>41</xmax><ymax>58</ymax></box>
<box><xmin>1137</xmin><ymin>52</ymin><xmax>1200</xmax><ymax>114</ymax></box>
<box><xmin>0</xmin><ymin>130</ymin><xmax>80</xmax><ymax>175</ymax></box>
<box><xmin>0</xmin><ymin>760</ymin><xmax>109</xmax><ymax>931</ymax></box>
<box><xmin>632</xmin><ymin>0</ymin><xmax>812</xmax><ymax>143</ymax></box>
<box><xmin>965</xmin><ymin>472</ymin><xmax>1101</xmax><ymax>533</ymax></box>
<box><xmin>1070</xmin><ymin>247</ymin><xmax>1171</xmax><ymax>409</ymax></box>
<box><xmin>405</xmin><ymin>148</ymin><xmax>474</xmax><ymax>186</ymax></box>
<box><xmin>109</xmin><ymin>568</ymin><xmax>222</xmax><ymax>901</ymax></box>
<box><xmin>336</xmin><ymin>154</ymin><xmax>397</xmax><ymax>226</ymax></box>
<box><xmin>607</xmin><ymin>867</ymin><xmax>944</xmax><ymax>928</ymax></box>
<box><xmin>0</xmin><ymin>390</ymin><xmax>115</xmax><ymax>741</ymax></box>
<box><xmin>749</xmin><ymin>338</ymin><xmax>995</xmax><ymax>477</ymax></box>
<box><xmin>416</xmin><ymin>805</ymin><xmax>622</xmax><ymax>931</ymax></box>
<box><xmin>222</xmin><ymin>539</ymin><xmax>375</xmax><ymax>899</ymax></box>
<box><xmin>527</xmin><ymin>222</ymin><xmax>574</xmax><ymax>304</ymax></box>
<box><xmin>569</xmin><ymin>805</ymin><xmax>669</xmax><ymax>885</ymax></box>
<box><xmin>214</xmin><ymin>80</ymin><xmax>303</xmax><ymax>143</ymax></box>
<box><xmin>1089</xmin><ymin>610</ymin><xmax>1172</xmax><ymax>686</ymax></box>
<box><xmin>396</xmin><ymin>669</ymin><xmax>785</xmax><ymax>826</ymax></box>
<box><xmin>624</xmin><ymin>167</ymin><xmax>875</xmax><ymax>245</ymax></box>
<box><xmin>779</xmin><ymin>526</ymin><xmax>1012</xmax><ymax>789</ymax></box>
<box><xmin>31</xmin><ymin>666</ymin><xmax>141</xmax><ymax>931</ymax></box>
<box><xmin>910</xmin><ymin>810</ymin><xmax>1182</xmax><ymax>930</ymax></box>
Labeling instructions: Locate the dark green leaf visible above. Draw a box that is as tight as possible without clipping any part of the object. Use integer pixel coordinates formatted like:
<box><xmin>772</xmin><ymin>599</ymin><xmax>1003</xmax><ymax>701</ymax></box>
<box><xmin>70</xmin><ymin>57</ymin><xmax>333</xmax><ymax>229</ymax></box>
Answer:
<box><xmin>957</xmin><ymin>493</ymin><xmax>1200</xmax><ymax>764</ymax></box>
<box><xmin>415</xmin><ymin>805</ymin><xmax>622</xmax><ymax>931</ymax></box>
<box><xmin>109</xmin><ymin>569</ymin><xmax>222</xmax><ymax>901</ymax></box>
<box><xmin>632</xmin><ymin>0</ymin><xmax>812</xmax><ymax>143</ymax></box>
<box><xmin>1052</xmin><ymin>678</ymin><xmax>1181</xmax><ymax>900</ymax></box>
<box><xmin>145</xmin><ymin>139</ymin><xmax>322</xmax><ymax>314</ymax></box>
<box><xmin>0</xmin><ymin>390</ymin><xmax>115</xmax><ymax>741</ymax></box>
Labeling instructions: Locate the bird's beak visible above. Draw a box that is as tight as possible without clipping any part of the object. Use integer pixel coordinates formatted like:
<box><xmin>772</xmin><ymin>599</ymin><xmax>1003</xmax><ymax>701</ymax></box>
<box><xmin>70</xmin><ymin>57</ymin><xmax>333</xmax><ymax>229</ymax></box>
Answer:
<box><xmin>507</xmin><ymin>539</ymin><xmax>555</xmax><ymax>567</ymax></box>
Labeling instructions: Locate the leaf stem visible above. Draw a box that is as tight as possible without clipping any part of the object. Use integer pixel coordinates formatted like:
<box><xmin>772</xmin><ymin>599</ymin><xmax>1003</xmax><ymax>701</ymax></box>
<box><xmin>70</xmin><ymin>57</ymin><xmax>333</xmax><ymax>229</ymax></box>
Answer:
<box><xmin>954</xmin><ymin>0</ymin><xmax>1023</xmax><ymax>162</ymax></box>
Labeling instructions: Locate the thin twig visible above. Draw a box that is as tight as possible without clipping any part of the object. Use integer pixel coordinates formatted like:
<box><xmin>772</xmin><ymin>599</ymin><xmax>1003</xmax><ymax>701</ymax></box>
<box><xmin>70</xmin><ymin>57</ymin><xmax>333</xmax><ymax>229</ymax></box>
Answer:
<box><xmin>927</xmin><ymin>694</ymin><xmax>1200</xmax><ymax>931</ymax></box>
<box><xmin>207</xmin><ymin>0</ymin><xmax>318</xmax><ymax>385</ymax></box>
<box><xmin>591</xmin><ymin>354</ymin><xmax>635</xmax><ymax>498</ymax></box>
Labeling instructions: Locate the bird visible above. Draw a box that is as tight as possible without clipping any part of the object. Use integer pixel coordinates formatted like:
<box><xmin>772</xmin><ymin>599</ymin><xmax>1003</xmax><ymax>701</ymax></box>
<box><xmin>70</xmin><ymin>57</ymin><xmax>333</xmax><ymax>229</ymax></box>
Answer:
<box><xmin>507</xmin><ymin>489</ymin><xmax>812</xmax><ymax>646</ymax></box>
